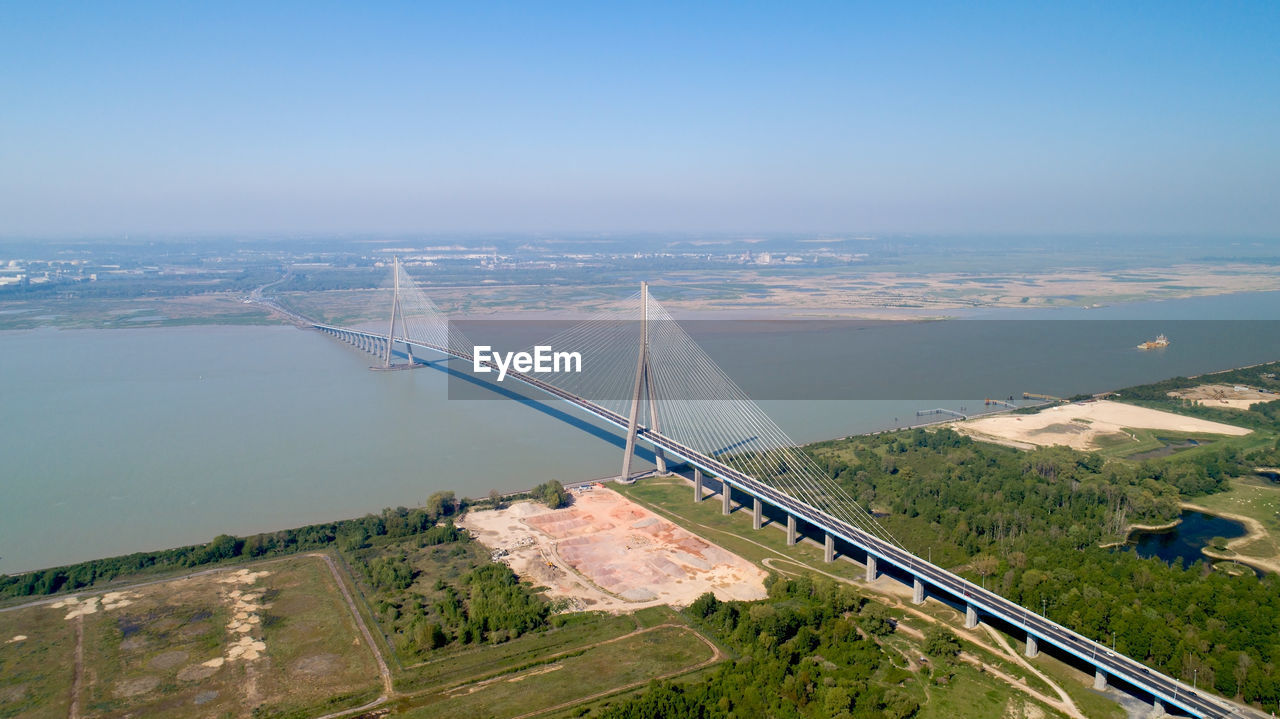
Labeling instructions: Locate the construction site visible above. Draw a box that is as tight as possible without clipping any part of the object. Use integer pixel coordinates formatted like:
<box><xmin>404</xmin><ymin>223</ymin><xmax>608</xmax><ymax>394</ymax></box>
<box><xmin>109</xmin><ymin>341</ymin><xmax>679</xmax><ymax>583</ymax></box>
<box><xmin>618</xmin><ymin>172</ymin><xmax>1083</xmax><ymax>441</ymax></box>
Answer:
<box><xmin>459</xmin><ymin>487</ymin><xmax>769</xmax><ymax>613</ymax></box>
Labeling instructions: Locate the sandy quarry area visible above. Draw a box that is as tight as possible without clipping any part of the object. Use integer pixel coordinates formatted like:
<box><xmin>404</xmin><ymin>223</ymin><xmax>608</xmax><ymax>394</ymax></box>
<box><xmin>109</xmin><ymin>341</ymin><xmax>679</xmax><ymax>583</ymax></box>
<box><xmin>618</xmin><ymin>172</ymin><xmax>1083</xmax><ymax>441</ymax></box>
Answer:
<box><xmin>1167</xmin><ymin>383</ymin><xmax>1278</xmax><ymax>410</ymax></box>
<box><xmin>460</xmin><ymin>487</ymin><xmax>768</xmax><ymax>612</ymax></box>
<box><xmin>956</xmin><ymin>399</ymin><xmax>1251</xmax><ymax>451</ymax></box>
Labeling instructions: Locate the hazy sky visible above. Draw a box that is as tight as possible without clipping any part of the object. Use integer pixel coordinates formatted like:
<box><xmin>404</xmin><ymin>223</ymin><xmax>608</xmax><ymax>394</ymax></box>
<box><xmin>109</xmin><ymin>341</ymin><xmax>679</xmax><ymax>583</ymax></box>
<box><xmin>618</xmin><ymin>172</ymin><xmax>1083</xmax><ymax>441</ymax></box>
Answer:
<box><xmin>2</xmin><ymin>2</ymin><xmax>1277</xmax><ymax>237</ymax></box>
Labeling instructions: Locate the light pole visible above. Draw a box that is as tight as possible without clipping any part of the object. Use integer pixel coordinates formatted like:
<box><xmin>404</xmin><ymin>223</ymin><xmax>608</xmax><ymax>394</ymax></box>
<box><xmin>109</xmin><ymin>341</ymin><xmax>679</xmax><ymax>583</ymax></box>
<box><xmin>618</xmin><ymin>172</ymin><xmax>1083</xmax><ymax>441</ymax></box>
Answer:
<box><xmin>1111</xmin><ymin>630</ymin><xmax>1116</xmax><ymax>651</ymax></box>
<box><xmin>1042</xmin><ymin>597</ymin><xmax>1047</xmax><ymax>617</ymax></box>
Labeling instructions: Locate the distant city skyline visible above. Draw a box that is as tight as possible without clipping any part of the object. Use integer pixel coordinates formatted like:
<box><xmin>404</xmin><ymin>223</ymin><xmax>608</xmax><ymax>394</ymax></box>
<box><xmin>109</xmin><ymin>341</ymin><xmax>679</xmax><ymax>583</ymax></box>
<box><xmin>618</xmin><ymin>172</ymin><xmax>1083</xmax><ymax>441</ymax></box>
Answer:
<box><xmin>2</xmin><ymin>2</ymin><xmax>1277</xmax><ymax>237</ymax></box>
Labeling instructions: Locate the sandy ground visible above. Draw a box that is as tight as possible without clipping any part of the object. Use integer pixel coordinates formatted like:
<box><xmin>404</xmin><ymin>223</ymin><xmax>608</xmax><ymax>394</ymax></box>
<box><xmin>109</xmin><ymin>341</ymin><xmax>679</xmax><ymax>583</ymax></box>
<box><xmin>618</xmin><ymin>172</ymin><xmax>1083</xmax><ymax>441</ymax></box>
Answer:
<box><xmin>955</xmin><ymin>400</ymin><xmax>1250</xmax><ymax>451</ymax></box>
<box><xmin>1168</xmin><ymin>383</ymin><xmax>1279</xmax><ymax>410</ymax></box>
<box><xmin>460</xmin><ymin>488</ymin><xmax>768</xmax><ymax>612</ymax></box>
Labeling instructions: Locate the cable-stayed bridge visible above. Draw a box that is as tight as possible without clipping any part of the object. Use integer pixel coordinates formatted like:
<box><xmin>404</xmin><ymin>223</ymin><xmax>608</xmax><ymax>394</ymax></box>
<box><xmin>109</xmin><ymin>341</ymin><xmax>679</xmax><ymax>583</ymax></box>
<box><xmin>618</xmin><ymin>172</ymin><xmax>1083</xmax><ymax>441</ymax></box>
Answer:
<box><xmin>257</xmin><ymin>259</ymin><xmax>1237</xmax><ymax>719</ymax></box>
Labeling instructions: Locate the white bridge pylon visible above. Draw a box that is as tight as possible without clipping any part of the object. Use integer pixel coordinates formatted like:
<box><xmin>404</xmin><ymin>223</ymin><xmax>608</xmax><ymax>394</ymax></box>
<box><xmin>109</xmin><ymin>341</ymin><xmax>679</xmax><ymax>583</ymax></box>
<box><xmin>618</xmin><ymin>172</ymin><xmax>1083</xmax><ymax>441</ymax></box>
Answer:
<box><xmin>621</xmin><ymin>281</ymin><xmax>666</xmax><ymax>480</ymax></box>
<box><xmin>381</xmin><ymin>256</ymin><xmax>415</xmax><ymax>368</ymax></box>
<box><xmin>365</xmin><ymin>255</ymin><xmax>472</xmax><ymax>368</ymax></box>
<box><xmin>514</xmin><ymin>282</ymin><xmax>901</xmax><ymax>549</ymax></box>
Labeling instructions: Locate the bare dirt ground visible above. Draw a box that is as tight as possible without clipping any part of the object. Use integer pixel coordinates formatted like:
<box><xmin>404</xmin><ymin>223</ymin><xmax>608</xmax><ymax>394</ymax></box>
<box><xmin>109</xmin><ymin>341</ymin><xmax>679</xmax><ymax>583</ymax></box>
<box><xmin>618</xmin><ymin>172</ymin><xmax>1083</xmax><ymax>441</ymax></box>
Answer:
<box><xmin>460</xmin><ymin>488</ymin><xmax>768</xmax><ymax>611</ymax></box>
<box><xmin>1167</xmin><ymin>383</ymin><xmax>1278</xmax><ymax>410</ymax></box>
<box><xmin>955</xmin><ymin>400</ymin><xmax>1250</xmax><ymax>451</ymax></box>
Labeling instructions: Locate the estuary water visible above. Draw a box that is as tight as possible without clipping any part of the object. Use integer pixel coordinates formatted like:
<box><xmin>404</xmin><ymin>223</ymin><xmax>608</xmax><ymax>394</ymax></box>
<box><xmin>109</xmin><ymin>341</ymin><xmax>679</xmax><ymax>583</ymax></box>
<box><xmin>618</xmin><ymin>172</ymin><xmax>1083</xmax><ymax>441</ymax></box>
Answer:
<box><xmin>3</xmin><ymin>290</ymin><xmax>1280</xmax><ymax>573</ymax></box>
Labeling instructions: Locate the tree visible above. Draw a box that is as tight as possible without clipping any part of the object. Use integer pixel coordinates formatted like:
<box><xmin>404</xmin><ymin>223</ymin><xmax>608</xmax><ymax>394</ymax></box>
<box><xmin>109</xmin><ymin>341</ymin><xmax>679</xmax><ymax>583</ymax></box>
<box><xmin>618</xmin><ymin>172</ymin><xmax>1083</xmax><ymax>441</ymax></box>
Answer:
<box><xmin>488</xmin><ymin>488</ymin><xmax>504</xmax><ymax>510</ymax></box>
<box><xmin>203</xmin><ymin>534</ymin><xmax>241</xmax><ymax>562</ymax></box>
<box><xmin>689</xmin><ymin>591</ymin><xmax>720</xmax><ymax>620</ymax></box>
<box><xmin>859</xmin><ymin>603</ymin><xmax>895</xmax><ymax>637</ymax></box>
<box><xmin>973</xmin><ymin>554</ymin><xmax>999</xmax><ymax>584</ymax></box>
<box><xmin>426</xmin><ymin>491</ymin><xmax>456</xmax><ymax>519</ymax></box>
<box><xmin>923</xmin><ymin>625</ymin><xmax>960</xmax><ymax>659</ymax></box>
<box><xmin>413</xmin><ymin>620</ymin><xmax>447</xmax><ymax>650</ymax></box>
<box><xmin>533</xmin><ymin>480</ymin><xmax>570</xmax><ymax>509</ymax></box>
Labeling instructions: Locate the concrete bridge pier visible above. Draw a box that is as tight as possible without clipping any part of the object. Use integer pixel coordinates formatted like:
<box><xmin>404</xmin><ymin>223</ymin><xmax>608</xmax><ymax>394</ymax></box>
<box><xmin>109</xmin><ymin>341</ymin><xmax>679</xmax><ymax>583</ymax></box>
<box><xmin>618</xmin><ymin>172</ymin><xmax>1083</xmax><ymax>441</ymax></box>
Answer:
<box><xmin>824</xmin><ymin>534</ymin><xmax>835</xmax><ymax>563</ymax></box>
<box><xmin>752</xmin><ymin>498</ymin><xmax>762</xmax><ymax>530</ymax></box>
<box><xmin>964</xmin><ymin>604</ymin><xmax>979</xmax><ymax>629</ymax></box>
<box><xmin>786</xmin><ymin>515</ymin><xmax>796</xmax><ymax>546</ymax></box>
<box><xmin>1024</xmin><ymin>635</ymin><xmax>1039</xmax><ymax>658</ymax></box>
<box><xmin>912</xmin><ymin>577</ymin><xmax>925</xmax><ymax>605</ymax></box>
<box><xmin>721</xmin><ymin>484</ymin><xmax>732</xmax><ymax>515</ymax></box>
<box><xmin>1093</xmin><ymin>668</ymin><xmax>1108</xmax><ymax>691</ymax></box>
<box><xmin>1150</xmin><ymin>698</ymin><xmax>1165</xmax><ymax>717</ymax></box>
<box><xmin>865</xmin><ymin>555</ymin><xmax>877</xmax><ymax>582</ymax></box>
<box><xmin>693</xmin><ymin>469</ymin><xmax>703</xmax><ymax>502</ymax></box>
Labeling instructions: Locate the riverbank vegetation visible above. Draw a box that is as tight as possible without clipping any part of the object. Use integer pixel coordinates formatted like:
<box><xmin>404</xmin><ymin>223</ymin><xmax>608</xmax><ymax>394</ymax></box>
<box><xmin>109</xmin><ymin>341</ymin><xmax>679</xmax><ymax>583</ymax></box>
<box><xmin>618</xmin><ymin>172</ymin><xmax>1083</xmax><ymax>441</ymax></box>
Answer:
<box><xmin>0</xmin><ymin>502</ymin><xmax>461</xmax><ymax>601</ymax></box>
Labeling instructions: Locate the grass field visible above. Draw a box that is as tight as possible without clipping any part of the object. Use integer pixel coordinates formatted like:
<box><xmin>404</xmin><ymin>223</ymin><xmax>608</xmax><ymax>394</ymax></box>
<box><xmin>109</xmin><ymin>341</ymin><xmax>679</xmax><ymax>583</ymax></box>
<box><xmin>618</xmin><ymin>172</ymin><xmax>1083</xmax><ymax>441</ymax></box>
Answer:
<box><xmin>0</xmin><ymin>602</ymin><xmax>77</xmax><ymax>718</ymax></box>
<box><xmin>392</xmin><ymin>611</ymin><xmax>649</xmax><ymax>694</ymax></box>
<box><xmin>2</xmin><ymin>555</ymin><xmax>380</xmax><ymax>719</ymax></box>
<box><xmin>392</xmin><ymin>624</ymin><xmax>717</xmax><ymax>719</ymax></box>
<box><xmin>1093</xmin><ymin>428</ymin><xmax>1234</xmax><ymax>459</ymax></box>
<box><xmin>1193</xmin><ymin>475</ymin><xmax>1280</xmax><ymax>559</ymax></box>
<box><xmin>913</xmin><ymin>662</ymin><xmax>1069</xmax><ymax>719</ymax></box>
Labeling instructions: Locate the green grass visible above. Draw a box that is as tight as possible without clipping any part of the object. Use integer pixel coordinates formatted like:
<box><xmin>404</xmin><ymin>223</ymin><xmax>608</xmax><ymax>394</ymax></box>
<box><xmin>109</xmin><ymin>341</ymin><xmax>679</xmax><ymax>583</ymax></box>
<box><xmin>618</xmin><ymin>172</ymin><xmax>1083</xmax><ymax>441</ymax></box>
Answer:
<box><xmin>1094</xmin><ymin>428</ymin><xmax>1234</xmax><ymax>459</ymax></box>
<box><xmin>1027</xmin><ymin>649</ymin><xmax>1128</xmax><ymax>719</ymax></box>
<box><xmin>392</xmin><ymin>625</ymin><xmax>716</xmax><ymax>719</ymax></box>
<box><xmin>68</xmin><ymin>555</ymin><xmax>380</xmax><ymax>719</ymax></box>
<box><xmin>914</xmin><ymin>662</ymin><xmax>1067</xmax><ymax>719</ymax></box>
<box><xmin>79</xmin><ymin>586</ymin><xmax>232</xmax><ymax>718</ymax></box>
<box><xmin>0</xmin><ymin>603</ymin><xmax>76</xmax><ymax>719</ymax></box>
<box><xmin>393</xmin><ymin>612</ymin><xmax>642</xmax><ymax>694</ymax></box>
<box><xmin>250</xmin><ymin>558</ymin><xmax>383</xmax><ymax>718</ymax></box>
<box><xmin>1193</xmin><ymin>475</ymin><xmax>1280</xmax><ymax>559</ymax></box>
<box><xmin>894</xmin><ymin>609</ymin><xmax>1057</xmax><ymax>699</ymax></box>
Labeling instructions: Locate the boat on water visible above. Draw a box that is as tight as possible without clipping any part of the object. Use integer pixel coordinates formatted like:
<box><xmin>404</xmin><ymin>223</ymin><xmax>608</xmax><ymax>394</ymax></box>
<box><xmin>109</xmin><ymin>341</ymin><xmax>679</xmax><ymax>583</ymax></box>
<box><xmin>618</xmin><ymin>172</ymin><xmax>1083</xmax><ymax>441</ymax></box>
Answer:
<box><xmin>1137</xmin><ymin>334</ymin><xmax>1170</xmax><ymax>350</ymax></box>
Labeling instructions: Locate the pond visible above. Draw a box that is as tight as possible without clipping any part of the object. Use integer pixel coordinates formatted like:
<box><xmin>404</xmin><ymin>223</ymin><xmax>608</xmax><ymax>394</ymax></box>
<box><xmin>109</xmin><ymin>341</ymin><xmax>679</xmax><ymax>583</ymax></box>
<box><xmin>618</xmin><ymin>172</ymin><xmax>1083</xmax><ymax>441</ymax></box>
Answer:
<box><xmin>1125</xmin><ymin>437</ymin><xmax>1201</xmax><ymax>461</ymax></box>
<box><xmin>1128</xmin><ymin>510</ymin><xmax>1246</xmax><ymax>569</ymax></box>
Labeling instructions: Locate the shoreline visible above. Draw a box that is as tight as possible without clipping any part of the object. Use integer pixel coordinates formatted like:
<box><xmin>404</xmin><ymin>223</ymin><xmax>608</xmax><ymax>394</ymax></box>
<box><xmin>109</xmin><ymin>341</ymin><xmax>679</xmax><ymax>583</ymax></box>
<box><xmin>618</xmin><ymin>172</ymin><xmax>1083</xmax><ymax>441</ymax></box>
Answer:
<box><xmin>1098</xmin><ymin>501</ymin><xmax>1280</xmax><ymax>576</ymax></box>
<box><xmin>1098</xmin><ymin>518</ymin><xmax>1183</xmax><ymax>549</ymax></box>
<box><xmin>1181</xmin><ymin>501</ymin><xmax>1280</xmax><ymax>575</ymax></box>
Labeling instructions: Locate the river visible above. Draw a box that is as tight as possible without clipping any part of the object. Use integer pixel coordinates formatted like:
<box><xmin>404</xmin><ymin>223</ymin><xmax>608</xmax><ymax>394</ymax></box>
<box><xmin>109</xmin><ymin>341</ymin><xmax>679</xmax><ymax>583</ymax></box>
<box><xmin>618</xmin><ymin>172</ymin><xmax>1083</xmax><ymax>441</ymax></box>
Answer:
<box><xmin>2</xmin><ymin>290</ymin><xmax>1279</xmax><ymax>573</ymax></box>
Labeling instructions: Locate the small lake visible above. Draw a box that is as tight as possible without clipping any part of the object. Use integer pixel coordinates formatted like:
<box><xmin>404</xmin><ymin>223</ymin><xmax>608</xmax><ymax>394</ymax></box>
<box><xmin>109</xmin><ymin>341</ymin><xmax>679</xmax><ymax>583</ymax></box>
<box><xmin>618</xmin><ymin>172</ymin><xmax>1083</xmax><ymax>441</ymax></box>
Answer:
<box><xmin>1129</xmin><ymin>510</ymin><xmax>1247</xmax><ymax>568</ymax></box>
<box><xmin>1126</xmin><ymin>438</ymin><xmax>1201</xmax><ymax>462</ymax></box>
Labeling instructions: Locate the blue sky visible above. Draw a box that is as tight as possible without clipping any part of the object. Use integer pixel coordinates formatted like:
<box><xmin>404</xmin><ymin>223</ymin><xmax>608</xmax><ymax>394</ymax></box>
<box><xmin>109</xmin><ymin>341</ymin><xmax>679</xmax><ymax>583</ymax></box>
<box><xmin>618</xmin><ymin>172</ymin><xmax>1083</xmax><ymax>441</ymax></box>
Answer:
<box><xmin>1</xmin><ymin>2</ymin><xmax>1277</xmax><ymax>236</ymax></box>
